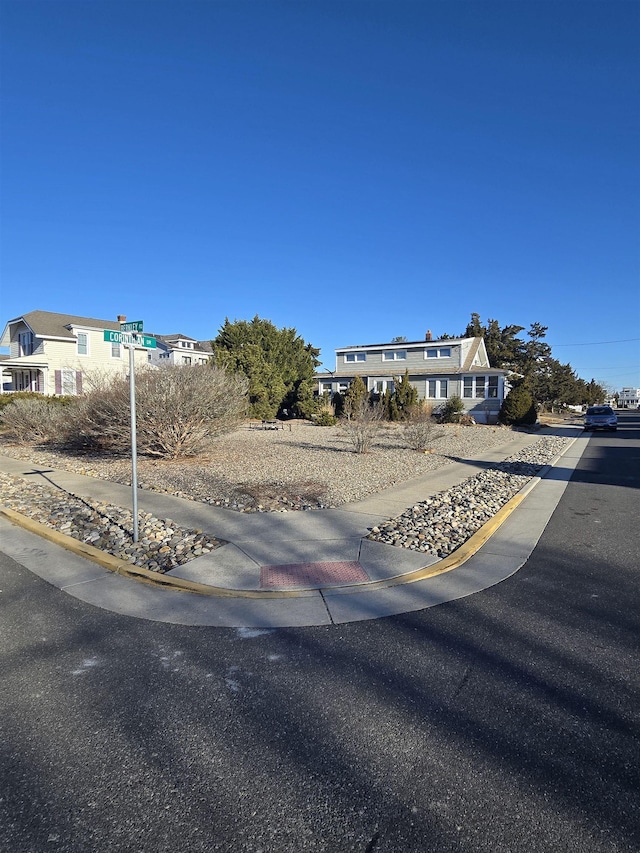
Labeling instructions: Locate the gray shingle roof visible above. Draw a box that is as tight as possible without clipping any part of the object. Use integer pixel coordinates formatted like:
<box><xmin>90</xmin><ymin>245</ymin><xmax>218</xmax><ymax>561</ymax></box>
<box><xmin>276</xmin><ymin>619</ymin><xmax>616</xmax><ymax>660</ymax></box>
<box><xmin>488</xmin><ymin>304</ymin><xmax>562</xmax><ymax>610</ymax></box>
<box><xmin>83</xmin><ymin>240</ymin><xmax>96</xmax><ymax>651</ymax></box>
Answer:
<box><xmin>7</xmin><ymin>310</ymin><xmax>123</xmax><ymax>338</ymax></box>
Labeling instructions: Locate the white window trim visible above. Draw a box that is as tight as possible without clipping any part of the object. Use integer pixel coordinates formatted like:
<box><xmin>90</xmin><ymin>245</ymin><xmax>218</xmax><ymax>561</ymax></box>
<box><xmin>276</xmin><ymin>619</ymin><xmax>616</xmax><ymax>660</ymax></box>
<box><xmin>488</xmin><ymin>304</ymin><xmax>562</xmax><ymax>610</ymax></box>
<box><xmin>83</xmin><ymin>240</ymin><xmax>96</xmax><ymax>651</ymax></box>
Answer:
<box><xmin>368</xmin><ymin>378</ymin><xmax>395</xmax><ymax>394</ymax></box>
<box><xmin>425</xmin><ymin>347</ymin><xmax>452</xmax><ymax>359</ymax></box>
<box><xmin>77</xmin><ymin>332</ymin><xmax>89</xmax><ymax>357</ymax></box>
<box><xmin>61</xmin><ymin>368</ymin><xmax>77</xmax><ymax>395</ymax></box>
<box><xmin>18</xmin><ymin>331</ymin><xmax>34</xmax><ymax>356</ymax></box>
<box><xmin>382</xmin><ymin>350</ymin><xmax>406</xmax><ymax>361</ymax></box>
<box><xmin>426</xmin><ymin>379</ymin><xmax>449</xmax><ymax>399</ymax></box>
<box><xmin>463</xmin><ymin>375</ymin><xmax>500</xmax><ymax>399</ymax></box>
<box><xmin>344</xmin><ymin>352</ymin><xmax>366</xmax><ymax>363</ymax></box>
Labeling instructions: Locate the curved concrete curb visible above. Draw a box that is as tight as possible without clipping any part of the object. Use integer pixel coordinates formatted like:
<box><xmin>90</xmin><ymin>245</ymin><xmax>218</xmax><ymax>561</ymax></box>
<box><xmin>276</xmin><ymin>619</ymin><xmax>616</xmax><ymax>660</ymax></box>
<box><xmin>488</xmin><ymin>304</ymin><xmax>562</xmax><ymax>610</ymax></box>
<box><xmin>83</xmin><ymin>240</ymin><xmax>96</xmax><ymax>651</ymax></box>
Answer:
<box><xmin>1</xmin><ymin>435</ymin><xmax>576</xmax><ymax>598</ymax></box>
<box><xmin>0</xmin><ymin>433</ymin><xmax>587</xmax><ymax>626</ymax></box>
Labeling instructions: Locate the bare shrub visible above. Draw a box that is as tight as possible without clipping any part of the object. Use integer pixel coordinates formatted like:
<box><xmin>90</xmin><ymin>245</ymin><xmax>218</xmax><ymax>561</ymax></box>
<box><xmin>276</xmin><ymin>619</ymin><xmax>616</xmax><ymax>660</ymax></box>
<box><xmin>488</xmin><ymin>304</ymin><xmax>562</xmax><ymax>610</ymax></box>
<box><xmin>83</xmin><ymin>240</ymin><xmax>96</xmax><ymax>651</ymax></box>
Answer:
<box><xmin>403</xmin><ymin>402</ymin><xmax>445</xmax><ymax>451</ymax></box>
<box><xmin>58</xmin><ymin>364</ymin><xmax>248</xmax><ymax>458</ymax></box>
<box><xmin>341</xmin><ymin>398</ymin><xmax>384</xmax><ymax>453</ymax></box>
<box><xmin>1</xmin><ymin>398</ymin><xmax>71</xmax><ymax>445</ymax></box>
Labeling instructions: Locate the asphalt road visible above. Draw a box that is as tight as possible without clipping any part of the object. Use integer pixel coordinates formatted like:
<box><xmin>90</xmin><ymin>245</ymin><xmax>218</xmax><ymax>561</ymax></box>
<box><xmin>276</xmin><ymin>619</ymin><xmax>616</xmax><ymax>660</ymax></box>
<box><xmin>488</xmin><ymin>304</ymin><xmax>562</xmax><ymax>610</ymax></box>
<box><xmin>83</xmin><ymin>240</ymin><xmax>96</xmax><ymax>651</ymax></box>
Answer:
<box><xmin>1</xmin><ymin>413</ymin><xmax>638</xmax><ymax>853</ymax></box>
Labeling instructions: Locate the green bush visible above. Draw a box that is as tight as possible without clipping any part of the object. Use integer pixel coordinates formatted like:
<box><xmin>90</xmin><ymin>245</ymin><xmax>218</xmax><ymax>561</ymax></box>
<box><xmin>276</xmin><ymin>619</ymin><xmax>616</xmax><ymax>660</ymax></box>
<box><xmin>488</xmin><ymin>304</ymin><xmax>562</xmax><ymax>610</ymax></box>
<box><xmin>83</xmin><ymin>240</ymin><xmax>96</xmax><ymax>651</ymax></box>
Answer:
<box><xmin>315</xmin><ymin>410</ymin><xmax>337</xmax><ymax>426</ymax></box>
<box><xmin>440</xmin><ymin>394</ymin><xmax>465</xmax><ymax>423</ymax></box>
<box><xmin>499</xmin><ymin>385</ymin><xmax>537</xmax><ymax>425</ymax></box>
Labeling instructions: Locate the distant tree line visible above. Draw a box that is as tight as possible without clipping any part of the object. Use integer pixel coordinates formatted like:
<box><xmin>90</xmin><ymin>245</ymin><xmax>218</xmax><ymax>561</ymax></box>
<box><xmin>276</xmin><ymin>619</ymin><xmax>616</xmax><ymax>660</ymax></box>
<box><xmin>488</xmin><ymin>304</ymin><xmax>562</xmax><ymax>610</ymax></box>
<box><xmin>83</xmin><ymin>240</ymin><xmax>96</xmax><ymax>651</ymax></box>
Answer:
<box><xmin>455</xmin><ymin>312</ymin><xmax>606</xmax><ymax>412</ymax></box>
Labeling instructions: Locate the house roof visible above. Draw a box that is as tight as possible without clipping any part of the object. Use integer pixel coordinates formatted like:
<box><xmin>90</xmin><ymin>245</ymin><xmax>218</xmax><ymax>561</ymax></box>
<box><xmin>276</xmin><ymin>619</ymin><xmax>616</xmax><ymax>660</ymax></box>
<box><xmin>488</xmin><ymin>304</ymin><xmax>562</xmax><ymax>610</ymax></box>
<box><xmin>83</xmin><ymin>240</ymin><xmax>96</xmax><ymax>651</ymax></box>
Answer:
<box><xmin>336</xmin><ymin>336</ymin><xmax>467</xmax><ymax>351</ymax></box>
<box><xmin>149</xmin><ymin>333</ymin><xmax>211</xmax><ymax>354</ymax></box>
<box><xmin>2</xmin><ymin>310</ymin><xmax>123</xmax><ymax>343</ymax></box>
<box><xmin>314</xmin><ymin>366</ymin><xmax>506</xmax><ymax>380</ymax></box>
<box><xmin>461</xmin><ymin>336</ymin><xmax>483</xmax><ymax>371</ymax></box>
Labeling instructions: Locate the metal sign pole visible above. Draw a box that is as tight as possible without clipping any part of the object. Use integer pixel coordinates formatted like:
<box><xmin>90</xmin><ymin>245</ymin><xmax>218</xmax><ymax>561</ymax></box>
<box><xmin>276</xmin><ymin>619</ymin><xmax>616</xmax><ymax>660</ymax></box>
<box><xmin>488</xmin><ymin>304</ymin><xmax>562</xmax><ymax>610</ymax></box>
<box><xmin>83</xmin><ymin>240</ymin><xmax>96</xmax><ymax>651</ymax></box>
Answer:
<box><xmin>129</xmin><ymin>343</ymin><xmax>139</xmax><ymax>543</ymax></box>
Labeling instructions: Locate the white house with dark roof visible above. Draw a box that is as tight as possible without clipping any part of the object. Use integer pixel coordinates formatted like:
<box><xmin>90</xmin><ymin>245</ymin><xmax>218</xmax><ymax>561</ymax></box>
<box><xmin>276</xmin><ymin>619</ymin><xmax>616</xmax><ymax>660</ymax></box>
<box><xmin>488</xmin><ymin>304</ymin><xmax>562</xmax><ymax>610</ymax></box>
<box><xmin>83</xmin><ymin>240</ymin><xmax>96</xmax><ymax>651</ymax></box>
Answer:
<box><xmin>0</xmin><ymin>311</ymin><xmax>151</xmax><ymax>394</ymax></box>
<box><xmin>146</xmin><ymin>333</ymin><xmax>212</xmax><ymax>367</ymax></box>
<box><xmin>316</xmin><ymin>332</ymin><xmax>508</xmax><ymax>423</ymax></box>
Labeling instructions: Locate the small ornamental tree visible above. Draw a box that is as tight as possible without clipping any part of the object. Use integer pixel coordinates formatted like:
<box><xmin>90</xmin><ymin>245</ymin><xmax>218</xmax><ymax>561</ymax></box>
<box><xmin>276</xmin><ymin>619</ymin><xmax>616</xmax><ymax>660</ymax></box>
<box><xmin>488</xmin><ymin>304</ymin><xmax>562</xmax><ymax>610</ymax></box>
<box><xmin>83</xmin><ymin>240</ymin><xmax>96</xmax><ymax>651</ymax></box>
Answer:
<box><xmin>342</xmin><ymin>375</ymin><xmax>368</xmax><ymax>420</ymax></box>
<box><xmin>499</xmin><ymin>385</ymin><xmax>537</xmax><ymax>426</ymax></box>
<box><xmin>386</xmin><ymin>371</ymin><xmax>418</xmax><ymax>421</ymax></box>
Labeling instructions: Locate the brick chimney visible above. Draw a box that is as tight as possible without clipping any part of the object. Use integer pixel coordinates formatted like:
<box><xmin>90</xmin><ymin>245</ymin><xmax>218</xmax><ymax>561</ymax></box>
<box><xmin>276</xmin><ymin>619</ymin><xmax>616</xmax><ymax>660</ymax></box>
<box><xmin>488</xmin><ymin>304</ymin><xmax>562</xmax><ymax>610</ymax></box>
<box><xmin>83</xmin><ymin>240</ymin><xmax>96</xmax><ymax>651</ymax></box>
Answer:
<box><xmin>117</xmin><ymin>315</ymin><xmax>126</xmax><ymax>323</ymax></box>
<box><xmin>425</xmin><ymin>329</ymin><xmax>432</xmax><ymax>341</ymax></box>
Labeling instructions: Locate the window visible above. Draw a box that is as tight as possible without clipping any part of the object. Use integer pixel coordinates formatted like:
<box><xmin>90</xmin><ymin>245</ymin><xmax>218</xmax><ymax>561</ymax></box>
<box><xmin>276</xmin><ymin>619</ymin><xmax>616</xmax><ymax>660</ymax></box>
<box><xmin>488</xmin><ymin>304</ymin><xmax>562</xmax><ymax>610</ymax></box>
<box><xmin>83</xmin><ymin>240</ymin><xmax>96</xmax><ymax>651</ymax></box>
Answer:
<box><xmin>183</xmin><ymin>356</ymin><xmax>191</xmax><ymax>365</ymax></box>
<box><xmin>382</xmin><ymin>350</ymin><xmax>406</xmax><ymax>361</ymax></box>
<box><xmin>320</xmin><ymin>382</ymin><xmax>332</xmax><ymax>394</ymax></box>
<box><xmin>345</xmin><ymin>352</ymin><xmax>366</xmax><ymax>363</ymax></box>
<box><xmin>370</xmin><ymin>379</ymin><xmax>395</xmax><ymax>394</ymax></box>
<box><xmin>77</xmin><ymin>333</ymin><xmax>88</xmax><ymax>356</ymax></box>
<box><xmin>463</xmin><ymin>376</ymin><xmax>499</xmax><ymax>398</ymax></box>
<box><xmin>61</xmin><ymin>369</ymin><xmax>77</xmax><ymax>395</ymax></box>
<box><xmin>111</xmin><ymin>342</ymin><xmax>121</xmax><ymax>358</ymax></box>
<box><xmin>425</xmin><ymin>347</ymin><xmax>451</xmax><ymax>359</ymax></box>
<box><xmin>427</xmin><ymin>379</ymin><xmax>448</xmax><ymax>399</ymax></box>
<box><xmin>18</xmin><ymin>331</ymin><xmax>34</xmax><ymax>356</ymax></box>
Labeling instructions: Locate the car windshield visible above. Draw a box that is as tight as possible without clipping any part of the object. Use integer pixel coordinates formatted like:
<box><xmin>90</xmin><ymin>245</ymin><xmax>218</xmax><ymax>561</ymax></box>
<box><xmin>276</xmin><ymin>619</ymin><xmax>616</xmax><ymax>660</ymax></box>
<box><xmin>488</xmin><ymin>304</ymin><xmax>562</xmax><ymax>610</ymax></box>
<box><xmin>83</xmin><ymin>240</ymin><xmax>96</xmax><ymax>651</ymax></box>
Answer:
<box><xmin>587</xmin><ymin>407</ymin><xmax>612</xmax><ymax>415</ymax></box>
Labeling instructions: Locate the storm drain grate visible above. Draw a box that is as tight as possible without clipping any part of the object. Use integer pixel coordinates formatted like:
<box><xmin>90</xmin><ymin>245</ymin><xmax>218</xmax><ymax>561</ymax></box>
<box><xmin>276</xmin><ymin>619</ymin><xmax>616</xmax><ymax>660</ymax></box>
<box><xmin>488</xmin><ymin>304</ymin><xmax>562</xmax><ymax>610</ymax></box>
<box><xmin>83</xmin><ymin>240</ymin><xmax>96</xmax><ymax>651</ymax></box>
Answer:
<box><xmin>260</xmin><ymin>560</ymin><xmax>369</xmax><ymax>589</ymax></box>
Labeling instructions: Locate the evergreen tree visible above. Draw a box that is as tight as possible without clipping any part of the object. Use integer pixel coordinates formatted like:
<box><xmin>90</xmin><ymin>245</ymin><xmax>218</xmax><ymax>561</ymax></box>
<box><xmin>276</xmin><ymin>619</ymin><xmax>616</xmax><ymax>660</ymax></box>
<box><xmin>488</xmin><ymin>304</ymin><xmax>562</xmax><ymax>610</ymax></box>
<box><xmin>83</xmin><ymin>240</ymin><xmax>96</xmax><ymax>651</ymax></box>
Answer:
<box><xmin>212</xmin><ymin>316</ymin><xmax>320</xmax><ymax>419</ymax></box>
<box><xmin>343</xmin><ymin>375</ymin><xmax>368</xmax><ymax>419</ymax></box>
<box><xmin>499</xmin><ymin>385</ymin><xmax>537</xmax><ymax>425</ymax></box>
<box><xmin>387</xmin><ymin>370</ymin><xmax>418</xmax><ymax>421</ymax></box>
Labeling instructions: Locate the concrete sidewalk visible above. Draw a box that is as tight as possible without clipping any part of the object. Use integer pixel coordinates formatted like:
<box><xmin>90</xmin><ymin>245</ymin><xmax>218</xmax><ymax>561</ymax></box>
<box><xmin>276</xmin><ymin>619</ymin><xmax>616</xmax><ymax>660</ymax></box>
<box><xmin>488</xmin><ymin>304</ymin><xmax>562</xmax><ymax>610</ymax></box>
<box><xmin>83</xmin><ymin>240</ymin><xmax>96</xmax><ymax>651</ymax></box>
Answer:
<box><xmin>0</xmin><ymin>427</ymin><xmax>587</xmax><ymax>627</ymax></box>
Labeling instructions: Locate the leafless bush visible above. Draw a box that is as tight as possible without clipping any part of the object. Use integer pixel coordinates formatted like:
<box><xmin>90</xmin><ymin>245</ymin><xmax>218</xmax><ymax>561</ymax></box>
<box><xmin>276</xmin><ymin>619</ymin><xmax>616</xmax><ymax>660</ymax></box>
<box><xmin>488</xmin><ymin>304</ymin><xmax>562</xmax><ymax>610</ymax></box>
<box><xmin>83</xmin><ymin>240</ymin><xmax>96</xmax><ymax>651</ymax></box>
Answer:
<box><xmin>403</xmin><ymin>402</ymin><xmax>445</xmax><ymax>451</ymax></box>
<box><xmin>1</xmin><ymin>398</ymin><xmax>71</xmax><ymax>445</ymax></box>
<box><xmin>57</xmin><ymin>364</ymin><xmax>248</xmax><ymax>458</ymax></box>
<box><xmin>341</xmin><ymin>399</ymin><xmax>384</xmax><ymax>453</ymax></box>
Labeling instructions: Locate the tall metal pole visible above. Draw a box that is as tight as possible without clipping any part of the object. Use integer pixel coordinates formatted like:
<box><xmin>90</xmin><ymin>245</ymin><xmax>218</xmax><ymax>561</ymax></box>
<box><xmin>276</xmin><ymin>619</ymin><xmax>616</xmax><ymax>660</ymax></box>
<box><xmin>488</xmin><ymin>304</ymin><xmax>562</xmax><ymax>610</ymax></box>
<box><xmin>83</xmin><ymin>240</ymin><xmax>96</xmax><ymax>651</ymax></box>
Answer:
<box><xmin>129</xmin><ymin>343</ymin><xmax>139</xmax><ymax>543</ymax></box>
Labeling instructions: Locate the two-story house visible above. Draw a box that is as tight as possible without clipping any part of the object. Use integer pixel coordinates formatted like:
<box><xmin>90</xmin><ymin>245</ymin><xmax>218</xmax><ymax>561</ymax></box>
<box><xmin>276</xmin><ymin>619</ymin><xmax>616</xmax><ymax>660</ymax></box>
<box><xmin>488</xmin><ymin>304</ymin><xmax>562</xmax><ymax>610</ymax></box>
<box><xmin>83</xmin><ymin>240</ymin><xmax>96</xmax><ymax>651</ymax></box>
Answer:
<box><xmin>0</xmin><ymin>311</ymin><xmax>151</xmax><ymax>395</ymax></box>
<box><xmin>146</xmin><ymin>333</ymin><xmax>212</xmax><ymax>367</ymax></box>
<box><xmin>316</xmin><ymin>332</ymin><xmax>508</xmax><ymax>423</ymax></box>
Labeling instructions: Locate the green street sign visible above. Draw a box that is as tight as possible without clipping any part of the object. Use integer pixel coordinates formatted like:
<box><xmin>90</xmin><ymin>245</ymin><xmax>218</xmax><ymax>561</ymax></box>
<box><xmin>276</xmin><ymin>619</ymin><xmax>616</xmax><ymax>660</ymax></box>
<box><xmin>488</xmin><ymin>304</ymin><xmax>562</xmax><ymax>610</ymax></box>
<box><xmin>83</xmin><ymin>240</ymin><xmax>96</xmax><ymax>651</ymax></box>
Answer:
<box><xmin>103</xmin><ymin>330</ymin><xmax>157</xmax><ymax>348</ymax></box>
<box><xmin>120</xmin><ymin>320</ymin><xmax>144</xmax><ymax>332</ymax></box>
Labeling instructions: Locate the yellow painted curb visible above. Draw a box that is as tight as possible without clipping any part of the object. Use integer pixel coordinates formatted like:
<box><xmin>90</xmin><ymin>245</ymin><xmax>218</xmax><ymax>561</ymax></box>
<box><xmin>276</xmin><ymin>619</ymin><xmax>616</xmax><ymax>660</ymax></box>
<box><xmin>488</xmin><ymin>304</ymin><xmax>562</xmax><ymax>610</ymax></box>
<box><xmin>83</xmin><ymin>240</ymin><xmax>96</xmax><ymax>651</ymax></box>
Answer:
<box><xmin>0</xmin><ymin>507</ymin><xmax>304</xmax><ymax>599</ymax></box>
<box><xmin>0</xmin><ymin>486</ymin><xmax>529</xmax><ymax>600</ymax></box>
<box><xmin>349</xmin><ymin>490</ymin><xmax>529</xmax><ymax>592</ymax></box>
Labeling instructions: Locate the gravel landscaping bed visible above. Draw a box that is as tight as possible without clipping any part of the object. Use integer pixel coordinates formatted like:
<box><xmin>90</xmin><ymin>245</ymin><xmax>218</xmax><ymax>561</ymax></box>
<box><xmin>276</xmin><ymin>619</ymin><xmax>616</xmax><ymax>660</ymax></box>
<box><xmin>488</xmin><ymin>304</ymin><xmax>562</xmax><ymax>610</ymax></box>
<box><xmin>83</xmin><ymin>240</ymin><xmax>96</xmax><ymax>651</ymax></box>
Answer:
<box><xmin>0</xmin><ymin>421</ymin><xmax>522</xmax><ymax>511</ymax></box>
<box><xmin>367</xmin><ymin>434</ymin><xmax>570</xmax><ymax>558</ymax></box>
<box><xmin>0</xmin><ymin>422</ymin><xmax>572</xmax><ymax>575</ymax></box>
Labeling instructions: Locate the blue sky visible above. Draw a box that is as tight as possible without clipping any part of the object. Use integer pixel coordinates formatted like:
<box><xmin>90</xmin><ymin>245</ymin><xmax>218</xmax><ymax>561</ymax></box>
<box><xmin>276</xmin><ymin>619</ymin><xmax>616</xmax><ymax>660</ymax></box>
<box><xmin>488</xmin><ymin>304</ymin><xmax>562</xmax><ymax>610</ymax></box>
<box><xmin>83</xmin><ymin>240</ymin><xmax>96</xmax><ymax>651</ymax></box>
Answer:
<box><xmin>1</xmin><ymin>0</ymin><xmax>638</xmax><ymax>390</ymax></box>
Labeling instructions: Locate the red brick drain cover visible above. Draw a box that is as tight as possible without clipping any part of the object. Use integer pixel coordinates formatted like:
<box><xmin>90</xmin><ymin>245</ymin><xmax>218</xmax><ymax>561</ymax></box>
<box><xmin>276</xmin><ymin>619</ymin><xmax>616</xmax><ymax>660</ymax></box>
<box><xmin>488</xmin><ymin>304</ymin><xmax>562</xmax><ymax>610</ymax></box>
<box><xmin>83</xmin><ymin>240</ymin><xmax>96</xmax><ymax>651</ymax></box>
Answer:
<box><xmin>260</xmin><ymin>560</ymin><xmax>369</xmax><ymax>589</ymax></box>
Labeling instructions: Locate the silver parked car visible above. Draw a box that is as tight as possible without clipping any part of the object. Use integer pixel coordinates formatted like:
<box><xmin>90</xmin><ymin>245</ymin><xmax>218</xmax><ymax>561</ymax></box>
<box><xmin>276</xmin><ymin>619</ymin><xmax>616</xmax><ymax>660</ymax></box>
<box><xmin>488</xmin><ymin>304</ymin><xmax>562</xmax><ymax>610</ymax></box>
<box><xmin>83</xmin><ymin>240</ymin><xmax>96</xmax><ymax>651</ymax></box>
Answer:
<box><xmin>584</xmin><ymin>405</ymin><xmax>617</xmax><ymax>431</ymax></box>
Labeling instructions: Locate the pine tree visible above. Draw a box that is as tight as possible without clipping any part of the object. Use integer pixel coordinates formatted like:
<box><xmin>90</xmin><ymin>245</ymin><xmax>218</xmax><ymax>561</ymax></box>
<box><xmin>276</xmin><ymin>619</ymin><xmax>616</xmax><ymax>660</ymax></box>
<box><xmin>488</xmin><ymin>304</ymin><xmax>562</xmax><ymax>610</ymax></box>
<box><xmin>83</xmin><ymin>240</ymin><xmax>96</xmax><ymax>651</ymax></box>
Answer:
<box><xmin>343</xmin><ymin>375</ymin><xmax>367</xmax><ymax>419</ymax></box>
<box><xmin>388</xmin><ymin>370</ymin><xmax>418</xmax><ymax>421</ymax></box>
<box><xmin>212</xmin><ymin>316</ymin><xmax>320</xmax><ymax>419</ymax></box>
